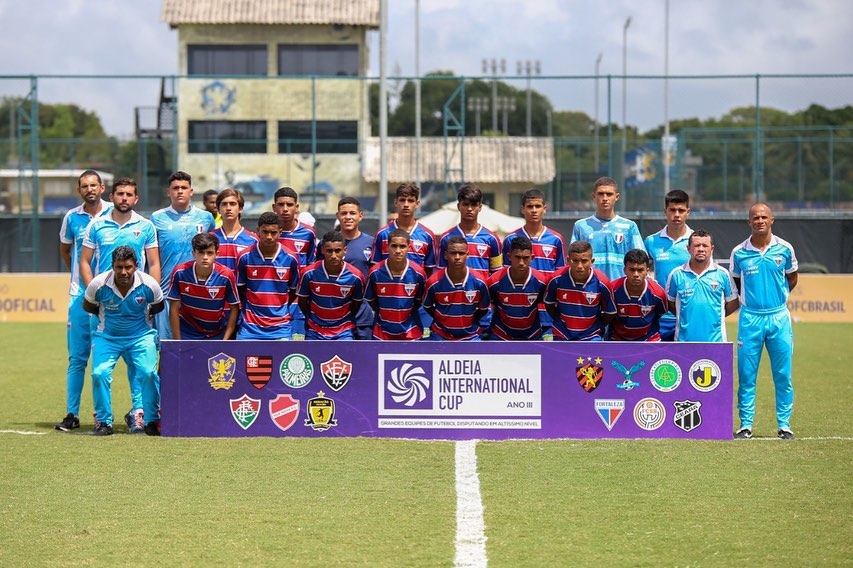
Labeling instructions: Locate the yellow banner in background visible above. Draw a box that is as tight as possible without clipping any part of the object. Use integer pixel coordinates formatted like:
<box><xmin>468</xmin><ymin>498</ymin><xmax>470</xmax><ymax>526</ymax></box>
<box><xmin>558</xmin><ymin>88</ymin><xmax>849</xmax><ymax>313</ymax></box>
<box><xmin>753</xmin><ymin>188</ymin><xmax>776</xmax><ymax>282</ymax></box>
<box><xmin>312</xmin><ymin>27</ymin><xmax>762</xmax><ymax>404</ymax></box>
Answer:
<box><xmin>785</xmin><ymin>274</ymin><xmax>852</xmax><ymax>323</ymax></box>
<box><xmin>0</xmin><ymin>274</ymin><xmax>69</xmax><ymax>323</ymax></box>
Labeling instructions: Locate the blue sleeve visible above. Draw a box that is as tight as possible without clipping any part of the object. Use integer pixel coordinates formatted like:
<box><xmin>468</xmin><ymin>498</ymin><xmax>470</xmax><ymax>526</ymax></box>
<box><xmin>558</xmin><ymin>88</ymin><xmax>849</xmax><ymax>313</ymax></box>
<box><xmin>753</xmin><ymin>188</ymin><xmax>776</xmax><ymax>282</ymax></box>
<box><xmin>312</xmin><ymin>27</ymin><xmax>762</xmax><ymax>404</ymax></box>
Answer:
<box><xmin>501</xmin><ymin>234</ymin><xmax>513</xmax><ymax>266</ymax></box>
<box><xmin>631</xmin><ymin>224</ymin><xmax>645</xmax><ymax>250</ymax></box>
<box><xmin>570</xmin><ymin>222</ymin><xmax>582</xmax><ymax>243</ymax></box>
<box><xmin>437</xmin><ymin>235</ymin><xmax>447</xmax><ymax>268</ymax></box>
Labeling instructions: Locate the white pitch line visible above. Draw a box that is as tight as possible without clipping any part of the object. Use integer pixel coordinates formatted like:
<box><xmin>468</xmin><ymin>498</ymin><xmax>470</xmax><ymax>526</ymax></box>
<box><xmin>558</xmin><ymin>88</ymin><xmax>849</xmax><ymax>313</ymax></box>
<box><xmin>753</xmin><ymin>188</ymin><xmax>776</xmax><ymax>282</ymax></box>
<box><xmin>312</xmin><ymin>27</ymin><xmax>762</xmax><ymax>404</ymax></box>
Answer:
<box><xmin>744</xmin><ymin>436</ymin><xmax>853</xmax><ymax>441</ymax></box>
<box><xmin>455</xmin><ymin>440</ymin><xmax>487</xmax><ymax>568</ymax></box>
<box><xmin>0</xmin><ymin>430</ymin><xmax>46</xmax><ymax>436</ymax></box>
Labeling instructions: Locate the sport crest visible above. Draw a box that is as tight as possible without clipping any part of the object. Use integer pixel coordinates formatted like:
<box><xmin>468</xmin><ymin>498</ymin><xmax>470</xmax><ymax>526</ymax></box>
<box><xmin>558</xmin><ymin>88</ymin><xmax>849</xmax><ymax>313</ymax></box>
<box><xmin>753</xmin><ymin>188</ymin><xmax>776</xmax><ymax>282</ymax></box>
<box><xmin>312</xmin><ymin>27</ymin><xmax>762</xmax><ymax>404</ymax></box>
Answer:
<box><xmin>576</xmin><ymin>357</ymin><xmax>604</xmax><ymax>393</ymax></box>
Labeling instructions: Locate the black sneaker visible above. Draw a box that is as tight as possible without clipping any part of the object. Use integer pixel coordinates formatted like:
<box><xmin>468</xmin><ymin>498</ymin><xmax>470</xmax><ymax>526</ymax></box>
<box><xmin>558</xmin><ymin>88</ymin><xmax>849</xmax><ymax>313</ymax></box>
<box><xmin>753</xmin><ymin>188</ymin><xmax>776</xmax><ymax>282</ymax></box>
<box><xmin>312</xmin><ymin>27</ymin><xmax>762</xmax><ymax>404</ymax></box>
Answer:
<box><xmin>93</xmin><ymin>423</ymin><xmax>114</xmax><ymax>436</ymax></box>
<box><xmin>55</xmin><ymin>413</ymin><xmax>80</xmax><ymax>432</ymax></box>
<box><xmin>144</xmin><ymin>421</ymin><xmax>161</xmax><ymax>437</ymax></box>
<box><xmin>778</xmin><ymin>428</ymin><xmax>795</xmax><ymax>440</ymax></box>
<box><xmin>734</xmin><ymin>428</ymin><xmax>753</xmax><ymax>439</ymax></box>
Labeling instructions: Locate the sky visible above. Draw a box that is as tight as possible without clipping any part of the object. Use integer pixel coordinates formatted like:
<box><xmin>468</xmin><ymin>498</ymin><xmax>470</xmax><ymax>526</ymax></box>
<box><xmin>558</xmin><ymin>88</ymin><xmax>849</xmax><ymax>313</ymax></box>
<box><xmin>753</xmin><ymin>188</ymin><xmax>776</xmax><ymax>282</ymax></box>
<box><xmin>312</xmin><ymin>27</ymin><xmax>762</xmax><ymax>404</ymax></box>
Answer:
<box><xmin>0</xmin><ymin>0</ymin><xmax>850</xmax><ymax>137</ymax></box>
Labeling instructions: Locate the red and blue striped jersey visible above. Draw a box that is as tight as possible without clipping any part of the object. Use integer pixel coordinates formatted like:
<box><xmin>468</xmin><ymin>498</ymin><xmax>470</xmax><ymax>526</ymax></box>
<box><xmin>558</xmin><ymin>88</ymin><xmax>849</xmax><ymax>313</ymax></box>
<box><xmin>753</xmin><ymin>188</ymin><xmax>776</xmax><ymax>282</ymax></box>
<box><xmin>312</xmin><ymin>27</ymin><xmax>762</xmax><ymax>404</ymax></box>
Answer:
<box><xmin>544</xmin><ymin>267</ymin><xmax>616</xmax><ymax>341</ymax></box>
<box><xmin>609</xmin><ymin>277</ymin><xmax>668</xmax><ymax>341</ymax></box>
<box><xmin>166</xmin><ymin>261</ymin><xmax>239</xmax><ymax>339</ymax></box>
<box><xmin>502</xmin><ymin>227</ymin><xmax>566</xmax><ymax>274</ymax></box>
<box><xmin>211</xmin><ymin>227</ymin><xmax>259</xmax><ymax>272</ymax></box>
<box><xmin>278</xmin><ymin>222</ymin><xmax>316</xmax><ymax>269</ymax></box>
<box><xmin>365</xmin><ymin>260</ymin><xmax>427</xmax><ymax>340</ymax></box>
<box><xmin>371</xmin><ymin>221</ymin><xmax>437</xmax><ymax>269</ymax></box>
<box><xmin>438</xmin><ymin>225</ymin><xmax>502</xmax><ymax>272</ymax></box>
<box><xmin>423</xmin><ymin>268</ymin><xmax>490</xmax><ymax>340</ymax></box>
<box><xmin>487</xmin><ymin>267</ymin><xmax>550</xmax><ymax>340</ymax></box>
<box><xmin>236</xmin><ymin>244</ymin><xmax>300</xmax><ymax>339</ymax></box>
<box><xmin>296</xmin><ymin>261</ymin><xmax>365</xmax><ymax>339</ymax></box>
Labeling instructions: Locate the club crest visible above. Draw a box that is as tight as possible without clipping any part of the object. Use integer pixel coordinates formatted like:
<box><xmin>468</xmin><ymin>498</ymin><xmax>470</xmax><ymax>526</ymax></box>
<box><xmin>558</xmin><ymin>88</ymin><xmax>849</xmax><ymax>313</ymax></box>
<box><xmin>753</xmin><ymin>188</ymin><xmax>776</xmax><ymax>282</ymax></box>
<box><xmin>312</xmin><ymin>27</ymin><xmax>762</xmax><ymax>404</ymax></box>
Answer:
<box><xmin>541</xmin><ymin>245</ymin><xmax>553</xmax><ymax>257</ymax></box>
<box><xmin>673</xmin><ymin>400</ymin><xmax>702</xmax><ymax>432</ymax></box>
<box><xmin>465</xmin><ymin>291</ymin><xmax>477</xmax><ymax>303</ymax></box>
<box><xmin>576</xmin><ymin>356</ymin><xmax>604</xmax><ymax>393</ymax></box>
<box><xmin>527</xmin><ymin>294</ymin><xmax>538</xmax><ymax>306</ymax></box>
<box><xmin>321</xmin><ymin>355</ymin><xmax>353</xmax><ymax>392</ymax></box>
<box><xmin>207</xmin><ymin>353</ymin><xmax>236</xmax><ymax>390</ymax></box>
<box><xmin>340</xmin><ymin>285</ymin><xmax>352</xmax><ymax>297</ymax></box>
<box><xmin>208</xmin><ymin>287</ymin><xmax>220</xmax><ymax>299</ymax></box>
<box><xmin>362</xmin><ymin>247</ymin><xmax>372</xmax><ymax>261</ymax></box>
<box><xmin>305</xmin><ymin>391</ymin><xmax>337</xmax><ymax>431</ymax></box>
<box><xmin>195</xmin><ymin>224</ymin><xmax>205</xmax><ymax>233</ymax></box>
<box><xmin>477</xmin><ymin>244</ymin><xmax>488</xmax><ymax>256</ymax></box>
<box><xmin>269</xmin><ymin>394</ymin><xmax>300</xmax><ymax>431</ymax></box>
<box><xmin>135</xmin><ymin>296</ymin><xmax>145</xmax><ymax>305</ymax></box>
<box><xmin>641</xmin><ymin>305</ymin><xmax>653</xmax><ymax>316</ymax></box>
<box><xmin>595</xmin><ymin>399</ymin><xmax>625</xmax><ymax>431</ymax></box>
<box><xmin>634</xmin><ymin>397</ymin><xmax>666</xmax><ymax>430</ymax></box>
<box><xmin>294</xmin><ymin>241</ymin><xmax>306</xmax><ymax>252</ymax></box>
<box><xmin>276</xmin><ymin>267</ymin><xmax>286</xmax><ymax>280</ymax></box>
<box><xmin>612</xmin><ymin>360</ymin><xmax>645</xmax><ymax>391</ymax></box>
<box><xmin>245</xmin><ymin>355</ymin><xmax>273</xmax><ymax>389</ymax></box>
<box><xmin>585</xmin><ymin>292</ymin><xmax>597</xmax><ymax>304</ymax></box>
<box><xmin>614</xmin><ymin>233</ymin><xmax>625</xmax><ymax>244</ymax></box>
<box><xmin>230</xmin><ymin>394</ymin><xmax>261</xmax><ymax>430</ymax></box>
<box><xmin>404</xmin><ymin>283</ymin><xmax>416</xmax><ymax>296</ymax></box>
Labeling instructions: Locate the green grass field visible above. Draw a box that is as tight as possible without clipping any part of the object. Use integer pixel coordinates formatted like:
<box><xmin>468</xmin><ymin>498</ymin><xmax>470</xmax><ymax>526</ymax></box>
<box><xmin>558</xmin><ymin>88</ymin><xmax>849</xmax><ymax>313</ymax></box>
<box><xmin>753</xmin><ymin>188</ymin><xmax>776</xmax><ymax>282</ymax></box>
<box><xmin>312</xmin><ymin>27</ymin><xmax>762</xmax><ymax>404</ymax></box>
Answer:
<box><xmin>1</xmin><ymin>322</ymin><xmax>851</xmax><ymax>566</ymax></box>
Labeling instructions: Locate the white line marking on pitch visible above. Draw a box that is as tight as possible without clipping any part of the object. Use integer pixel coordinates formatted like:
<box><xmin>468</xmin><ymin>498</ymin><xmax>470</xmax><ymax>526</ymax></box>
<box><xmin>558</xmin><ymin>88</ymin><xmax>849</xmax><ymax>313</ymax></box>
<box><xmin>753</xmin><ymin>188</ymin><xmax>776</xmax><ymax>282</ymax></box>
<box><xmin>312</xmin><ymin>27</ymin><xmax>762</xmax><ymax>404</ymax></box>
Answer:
<box><xmin>455</xmin><ymin>439</ymin><xmax>487</xmax><ymax>568</ymax></box>
<box><xmin>745</xmin><ymin>436</ymin><xmax>853</xmax><ymax>441</ymax></box>
<box><xmin>0</xmin><ymin>430</ymin><xmax>46</xmax><ymax>435</ymax></box>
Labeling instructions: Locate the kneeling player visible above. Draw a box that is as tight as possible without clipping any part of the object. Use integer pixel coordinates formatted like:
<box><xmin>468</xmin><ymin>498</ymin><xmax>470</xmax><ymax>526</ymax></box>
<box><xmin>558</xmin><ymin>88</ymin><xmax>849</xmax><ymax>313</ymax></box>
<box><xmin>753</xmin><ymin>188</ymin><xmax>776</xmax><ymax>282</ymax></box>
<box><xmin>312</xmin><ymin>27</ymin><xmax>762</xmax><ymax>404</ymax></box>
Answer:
<box><xmin>488</xmin><ymin>236</ymin><xmax>549</xmax><ymax>340</ymax></box>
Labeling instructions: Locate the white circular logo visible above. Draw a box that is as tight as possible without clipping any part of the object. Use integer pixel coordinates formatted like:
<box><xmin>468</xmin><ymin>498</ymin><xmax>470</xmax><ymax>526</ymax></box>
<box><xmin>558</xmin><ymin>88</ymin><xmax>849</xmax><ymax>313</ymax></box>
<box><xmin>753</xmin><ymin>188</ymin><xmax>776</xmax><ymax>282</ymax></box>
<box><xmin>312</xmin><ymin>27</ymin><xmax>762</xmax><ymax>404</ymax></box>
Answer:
<box><xmin>280</xmin><ymin>354</ymin><xmax>314</xmax><ymax>388</ymax></box>
<box><xmin>649</xmin><ymin>359</ymin><xmax>683</xmax><ymax>392</ymax></box>
<box><xmin>688</xmin><ymin>359</ymin><xmax>722</xmax><ymax>392</ymax></box>
<box><xmin>634</xmin><ymin>397</ymin><xmax>666</xmax><ymax>430</ymax></box>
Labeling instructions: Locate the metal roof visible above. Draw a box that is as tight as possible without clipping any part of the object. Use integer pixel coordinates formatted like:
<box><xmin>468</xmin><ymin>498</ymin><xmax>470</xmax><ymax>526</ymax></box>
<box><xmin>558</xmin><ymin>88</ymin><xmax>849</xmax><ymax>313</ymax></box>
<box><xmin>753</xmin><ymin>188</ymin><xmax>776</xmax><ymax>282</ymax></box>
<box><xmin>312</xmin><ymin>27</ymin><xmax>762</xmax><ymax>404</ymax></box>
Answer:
<box><xmin>161</xmin><ymin>0</ymin><xmax>380</xmax><ymax>28</ymax></box>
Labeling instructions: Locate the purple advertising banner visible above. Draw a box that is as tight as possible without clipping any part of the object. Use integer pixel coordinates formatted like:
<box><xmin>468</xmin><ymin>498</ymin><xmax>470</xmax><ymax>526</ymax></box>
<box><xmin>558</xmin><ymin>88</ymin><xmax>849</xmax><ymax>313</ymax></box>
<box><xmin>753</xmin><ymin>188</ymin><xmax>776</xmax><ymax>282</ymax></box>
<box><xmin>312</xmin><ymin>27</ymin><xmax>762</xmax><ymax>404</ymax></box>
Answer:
<box><xmin>160</xmin><ymin>340</ymin><xmax>733</xmax><ymax>440</ymax></box>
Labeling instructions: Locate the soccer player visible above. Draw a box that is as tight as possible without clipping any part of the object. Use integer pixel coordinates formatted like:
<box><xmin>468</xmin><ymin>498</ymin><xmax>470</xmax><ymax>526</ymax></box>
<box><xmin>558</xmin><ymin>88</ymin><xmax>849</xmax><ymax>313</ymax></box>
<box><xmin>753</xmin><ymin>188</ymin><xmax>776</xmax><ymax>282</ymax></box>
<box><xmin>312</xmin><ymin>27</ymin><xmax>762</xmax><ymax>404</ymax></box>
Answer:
<box><xmin>211</xmin><ymin>188</ymin><xmax>258</xmax><ymax>272</ymax></box>
<box><xmin>666</xmin><ymin>230</ymin><xmax>739</xmax><ymax>342</ymax></box>
<box><xmin>571</xmin><ymin>176</ymin><xmax>645</xmax><ymax>281</ymax></box>
<box><xmin>609</xmin><ymin>249</ymin><xmax>668</xmax><ymax>341</ymax></box>
<box><xmin>202</xmin><ymin>189</ymin><xmax>222</xmax><ymax>228</ymax></box>
<box><xmin>644</xmin><ymin>189</ymin><xmax>693</xmax><ymax>340</ymax></box>
<box><xmin>423</xmin><ymin>236</ymin><xmax>490</xmax><ymax>341</ymax></box>
<box><xmin>235</xmin><ymin>212</ymin><xmax>300</xmax><ymax>340</ymax></box>
<box><xmin>296</xmin><ymin>231</ymin><xmax>365</xmax><ymax>340</ymax></box>
<box><xmin>371</xmin><ymin>183</ymin><xmax>437</xmax><ymax>271</ymax></box>
<box><xmin>488</xmin><ymin>236</ymin><xmax>550</xmax><ymax>340</ymax></box>
<box><xmin>83</xmin><ymin>246</ymin><xmax>164</xmax><ymax>436</ymax></box>
<box><xmin>55</xmin><ymin>170</ymin><xmax>112</xmax><ymax>432</ymax></box>
<box><xmin>167</xmin><ymin>233</ymin><xmax>240</xmax><ymax>340</ymax></box>
<box><xmin>502</xmin><ymin>188</ymin><xmax>566</xmax><ymax>335</ymax></box>
<box><xmin>365</xmin><ymin>228</ymin><xmax>427</xmax><ymax>340</ymax></box>
<box><xmin>336</xmin><ymin>196</ymin><xmax>375</xmax><ymax>340</ymax></box>
<box><xmin>273</xmin><ymin>186</ymin><xmax>317</xmax><ymax>337</ymax></box>
<box><xmin>730</xmin><ymin>203</ymin><xmax>798</xmax><ymax>440</ymax></box>
<box><xmin>150</xmin><ymin>171</ymin><xmax>216</xmax><ymax>340</ymax></box>
<box><xmin>438</xmin><ymin>185</ymin><xmax>502</xmax><ymax>273</ymax></box>
<box><xmin>544</xmin><ymin>240</ymin><xmax>616</xmax><ymax>341</ymax></box>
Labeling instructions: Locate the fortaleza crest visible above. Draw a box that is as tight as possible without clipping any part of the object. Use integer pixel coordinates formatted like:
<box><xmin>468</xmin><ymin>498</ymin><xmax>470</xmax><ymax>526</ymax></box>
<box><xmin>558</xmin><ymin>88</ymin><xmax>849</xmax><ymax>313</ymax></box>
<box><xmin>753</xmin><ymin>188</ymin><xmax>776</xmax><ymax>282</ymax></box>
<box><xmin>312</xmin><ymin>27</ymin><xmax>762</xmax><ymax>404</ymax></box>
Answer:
<box><xmin>576</xmin><ymin>356</ymin><xmax>604</xmax><ymax>393</ymax></box>
<box><xmin>269</xmin><ymin>394</ymin><xmax>300</xmax><ymax>432</ymax></box>
<box><xmin>207</xmin><ymin>353</ymin><xmax>236</xmax><ymax>390</ymax></box>
<box><xmin>673</xmin><ymin>400</ymin><xmax>702</xmax><ymax>432</ymax></box>
<box><xmin>305</xmin><ymin>391</ymin><xmax>337</xmax><ymax>431</ymax></box>
<box><xmin>245</xmin><ymin>355</ymin><xmax>273</xmax><ymax>389</ymax></box>
<box><xmin>280</xmin><ymin>353</ymin><xmax>314</xmax><ymax>388</ymax></box>
<box><xmin>595</xmin><ymin>399</ymin><xmax>625</xmax><ymax>431</ymax></box>
<box><xmin>321</xmin><ymin>355</ymin><xmax>352</xmax><ymax>392</ymax></box>
<box><xmin>230</xmin><ymin>395</ymin><xmax>261</xmax><ymax>430</ymax></box>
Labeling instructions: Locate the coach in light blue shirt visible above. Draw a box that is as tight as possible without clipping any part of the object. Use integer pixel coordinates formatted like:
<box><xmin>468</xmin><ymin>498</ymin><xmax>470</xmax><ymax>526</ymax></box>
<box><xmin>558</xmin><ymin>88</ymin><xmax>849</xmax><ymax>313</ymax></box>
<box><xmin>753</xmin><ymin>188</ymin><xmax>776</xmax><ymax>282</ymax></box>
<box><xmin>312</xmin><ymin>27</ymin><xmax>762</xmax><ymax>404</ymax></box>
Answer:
<box><xmin>666</xmin><ymin>229</ymin><xmax>739</xmax><ymax>342</ymax></box>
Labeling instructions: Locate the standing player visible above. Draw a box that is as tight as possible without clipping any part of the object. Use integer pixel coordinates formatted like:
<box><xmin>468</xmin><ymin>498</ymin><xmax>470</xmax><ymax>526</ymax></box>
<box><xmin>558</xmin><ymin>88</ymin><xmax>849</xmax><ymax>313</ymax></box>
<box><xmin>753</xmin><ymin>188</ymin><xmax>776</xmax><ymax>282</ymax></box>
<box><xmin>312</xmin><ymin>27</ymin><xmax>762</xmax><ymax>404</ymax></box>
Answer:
<box><xmin>55</xmin><ymin>170</ymin><xmax>112</xmax><ymax>432</ymax></box>
<box><xmin>297</xmin><ymin>231</ymin><xmax>365</xmax><ymax>340</ymax></box>
<box><xmin>488</xmin><ymin>236</ymin><xmax>550</xmax><ymax>340</ymax></box>
<box><xmin>609</xmin><ymin>249</ymin><xmax>668</xmax><ymax>341</ymax></box>
<box><xmin>83</xmin><ymin>246</ymin><xmax>164</xmax><ymax>436</ymax></box>
<box><xmin>336</xmin><ymin>197</ymin><xmax>375</xmax><ymax>340</ymax></box>
<box><xmin>423</xmin><ymin>236</ymin><xmax>490</xmax><ymax>341</ymax></box>
<box><xmin>167</xmin><ymin>233</ymin><xmax>240</xmax><ymax>340</ymax></box>
<box><xmin>544</xmin><ymin>241</ymin><xmax>616</xmax><ymax>341</ymax></box>
<box><xmin>150</xmin><ymin>171</ymin><xmax>216</xmax><ymax>340</ymax></box>
<box><xmin>202</xmin><ymin>189</ymin><xmax>222</xmax><ymax>229</ymax></box>
<box><xmin>273</xmin><ymin>186</ymin><xmax>316</xmax><ymax>337</ymax></box>
<box><xmin>502</xmin><ymin>188</ymin><xmax>566</xmax><ymax>335</ymax></box>
<box><xmin>730</xmin><ymin>203</ymin><xmax>798</xmax><ymax>440</ymax></box>
<box><xmin>235</xmin><ymin>212</ymin><xmax>300</xmax><ymax>340</ymax></box>
<box><xmin>365</xmin><ymin>228</ymin><xmax>427</xmax><ymax>340</ymax></box>
<box><xmin>644</xmin><ymin>189</ymin><xmax>693</xmax><ymax>340</ymax></box>
<box><xmin>210</xmin><ymin>188</ymin><xmax>258</xmax><ymax>272</ymax></box>
<box><xmin>79</xmin><ymin>177</ymin><xmax>160</xmax><ymax>433</ymax></box>
<box><xmin>571</xmin><ymin>176</ymin><xmax>645</xmax><ymax>281</ymax></box>
<box><xmin>438</xmin><ymin>185</ymin><xmax>502</xmax><ymax>273</ymax></box>
<box><xmin>371</xmin><ymin>183</ymin><xmax>437</xmax><ymax>271</ymax></box>
<box><xmin>666</xmin><ymin>230</ymin><xmax>739</xmax><ymax>342</ymax></box>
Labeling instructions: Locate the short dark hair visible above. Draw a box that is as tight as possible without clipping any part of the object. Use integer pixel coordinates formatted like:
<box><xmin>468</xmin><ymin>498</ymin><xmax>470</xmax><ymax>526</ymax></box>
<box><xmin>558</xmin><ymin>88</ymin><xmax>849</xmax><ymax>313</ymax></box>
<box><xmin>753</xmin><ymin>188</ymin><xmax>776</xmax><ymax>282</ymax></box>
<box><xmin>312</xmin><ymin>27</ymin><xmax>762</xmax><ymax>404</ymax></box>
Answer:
<box><xmin>521</xmin><ymin>188</ymin><xmax>546</xmax><ymax>206</ymax></box>
<box><xmin>112</xmin><ymin>177</ymin><xmax>137</xmax><ymax>195</ymax></box>
<box><xmin>78</xmin><ymin>169</ymin><xmax>102</xmax><ymax>186</ymax></box>
<box><xmin>568</xmin><ymin>240</ymin><xmax>593</xmax><ymax>256</ymax></box>
<box><xmin>337</xmin><ymin>196</ymin><xmax>362</xmax><ymax>210</ymax></box>
<box><xmin>112</xmin><ymin>245</ymin><xmax>137</xmax><ymax>265</ymax></box>
<box><xmin>388</xmin><ymin>228</ymin><xmax>410</xmax><ymax>242</ymax></box>
<box><xmin>509</xmin><ymin>235</ymin><xmax>533</xmax><ymax>253</ymax></box>
<box><xmin>446</xmin><ymin>235</ymin><xmax>468</xmax><ymax>250</ymax></box>
<box><xmin>321</xmin><ymin>230</ymin><xmax>345</xmax><ymax>246</ymax></box>
<box><xmin>274</xmin><ymin>186</ymin><xmax>299</xmax><ymax>202</ymax></box>
<box><xmin>457</xmin><ymin>184</ymin><xmax>482</xmax><ymax>205</ymax></box>
<box><xmin>216</xmin><ymin>188</ymin><xmax>244</xmax><ymax>210</ymax></box>
<box><xmin>395</xmin><ymin>183</ymin><xmax>420</xmax><ymax>200</ymax></box>
<box><xmin>664</xmin><ymin>189</ymin><xmax>690</xmax><ymax>208</ymax></box>
<box><xmin>257</xmin><ymin>211</ymin><xmax>281</xmax><ymax>228</ymax></box>
<box><xmin>623</xmin><ymin>248</ymin><xmax>650</xmax><ymax>267</ymax></box>
<box><xmin>168</xmin><ymin>170</ymin><xmax>192</xmax><ymax>185</ymax></box>
<box><xmin>593</xmin><ymin>177</ymin><xmax>618</xmax><ymax>191</ymax></box>
<box><xmin>192</xmin><ymin>232</ymin><xmax>219</xmax><ymax>252</ymax></box>
<box><xmin>688</xmin><ymin>229</ymin><xmax>713</xmax><ymax>246</ymax></box>
<box><xmin>203</xmin><ymin>189</ymin><xmax>219</xmax><ymax>200</ymax></box>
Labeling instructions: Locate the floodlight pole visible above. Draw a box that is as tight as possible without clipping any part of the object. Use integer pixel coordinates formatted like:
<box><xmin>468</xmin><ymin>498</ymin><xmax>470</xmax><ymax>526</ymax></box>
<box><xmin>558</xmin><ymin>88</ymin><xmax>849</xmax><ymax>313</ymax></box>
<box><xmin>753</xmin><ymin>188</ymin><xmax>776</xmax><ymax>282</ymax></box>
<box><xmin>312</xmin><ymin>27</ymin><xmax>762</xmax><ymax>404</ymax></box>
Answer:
<box><xmin>594</xmin><ymin>52</ymin><xmax>603</xmax><ymax>172</ymax></box>
<box><xmin>622</xmin><ymin>16</ymin><xmax>631</xmax><ymax>193</ymax></box>
<box><xmin>414</xmin><ymin>0</ymin><xmax>421</xmax><ymax>191</ymax></box>
<box><xmin>379</xmin><ymin>0</ymin><xmax>388</xmax><ymax>225</ymax></box>
<box><xmin>664</xmin><ymin>0</ymin><xmax>671</xmax><ymax>194</ymax></box>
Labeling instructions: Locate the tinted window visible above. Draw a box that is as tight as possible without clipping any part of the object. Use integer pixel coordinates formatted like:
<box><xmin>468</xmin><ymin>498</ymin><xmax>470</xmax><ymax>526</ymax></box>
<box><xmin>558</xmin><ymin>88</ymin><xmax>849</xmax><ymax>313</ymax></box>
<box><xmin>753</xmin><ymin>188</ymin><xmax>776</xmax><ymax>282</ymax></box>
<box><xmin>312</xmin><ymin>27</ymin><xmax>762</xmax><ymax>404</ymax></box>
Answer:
<box><xmin>278</xmin><ymin>121</ymin><xmax>358</xmax><ymax>154</ymax></box>
<box><xmin>188</xmin><ymin>121</ymin><xmax>267</xmax><ymax>154</ymax></box>
<box><xmin>188</xmin><ymin>45</ymin><xmax>267</xmax><ymax>76</ymax></box>
<box><xmin>278</xmin><ymin>45</ymin><xmax>359</xmax><ymax>76</ymax></box>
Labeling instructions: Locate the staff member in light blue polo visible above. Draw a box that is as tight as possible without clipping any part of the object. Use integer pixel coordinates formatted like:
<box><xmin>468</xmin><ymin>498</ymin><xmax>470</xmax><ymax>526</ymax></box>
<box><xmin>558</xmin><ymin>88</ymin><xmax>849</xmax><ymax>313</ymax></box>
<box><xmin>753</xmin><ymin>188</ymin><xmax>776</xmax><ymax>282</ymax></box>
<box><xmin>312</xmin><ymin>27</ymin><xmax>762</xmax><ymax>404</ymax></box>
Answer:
<box><xmin>730</xmin><ymin>203</ymin><xmax>798</xmax><ymax>440</ymax></box>
<box><xmin>84</xmin><ymin>246</ymin><xmax>164</xmax><ymax>436</ymax></box>
<box><xmin>666</xmin><ymin>230</ymin><xmax>739</xmax><ymax>342</ymax></box>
